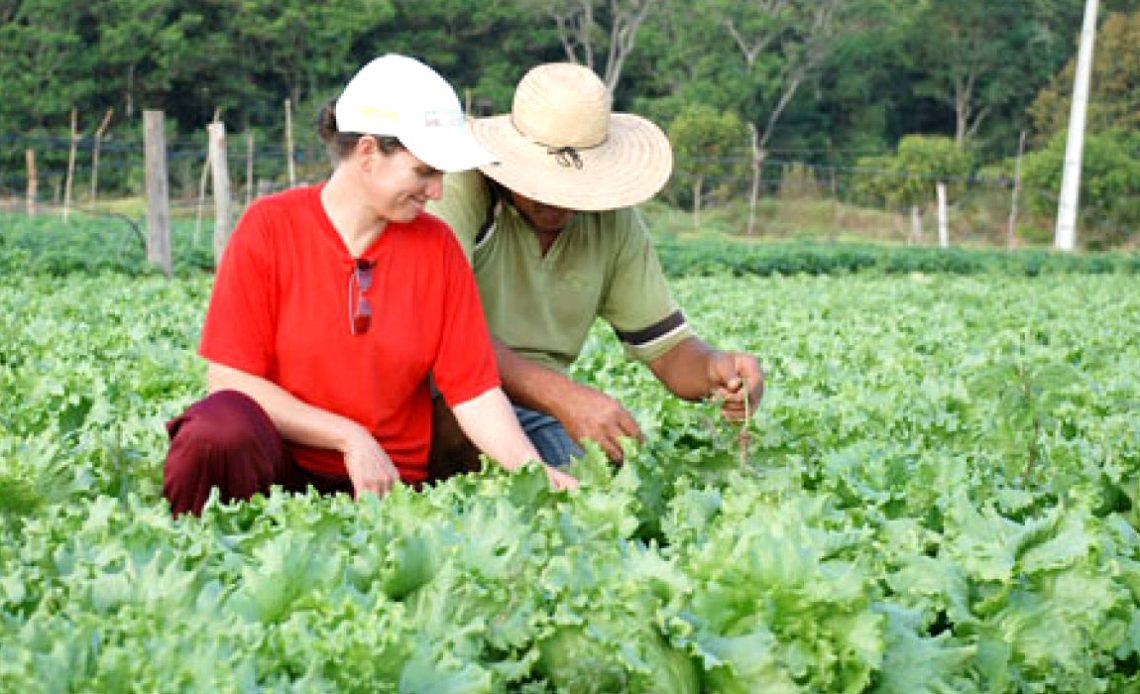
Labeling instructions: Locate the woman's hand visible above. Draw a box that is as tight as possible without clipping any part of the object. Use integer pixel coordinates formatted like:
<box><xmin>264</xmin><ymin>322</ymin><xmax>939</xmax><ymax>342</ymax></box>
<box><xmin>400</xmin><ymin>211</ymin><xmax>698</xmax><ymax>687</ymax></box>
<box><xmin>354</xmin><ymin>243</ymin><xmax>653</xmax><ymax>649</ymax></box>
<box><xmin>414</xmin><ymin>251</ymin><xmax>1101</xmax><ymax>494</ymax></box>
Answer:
<box><xmin>341</xmin><ymin>426</ymin><xmax>401</xmax><ymax>498</ymax></box>
<box><xmin>544</xmin><ymin>465</ymin><xmax>580</xmax><ymax>491</ymax></box>
<box><xmin>207</xmin><ymin>362</ymin><xmax>403</xmax><ymax>498</ymax></box>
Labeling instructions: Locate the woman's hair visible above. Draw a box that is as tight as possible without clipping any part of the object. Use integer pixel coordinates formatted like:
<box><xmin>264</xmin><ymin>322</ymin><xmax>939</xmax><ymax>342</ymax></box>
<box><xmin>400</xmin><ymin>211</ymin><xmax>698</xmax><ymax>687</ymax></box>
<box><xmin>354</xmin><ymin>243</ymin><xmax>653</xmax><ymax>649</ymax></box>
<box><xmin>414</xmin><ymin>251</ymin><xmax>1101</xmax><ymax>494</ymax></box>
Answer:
<box><xmin>317</xmin><ymin>100</ymin><xmax>403</xmax><ymax>165</ymax></box>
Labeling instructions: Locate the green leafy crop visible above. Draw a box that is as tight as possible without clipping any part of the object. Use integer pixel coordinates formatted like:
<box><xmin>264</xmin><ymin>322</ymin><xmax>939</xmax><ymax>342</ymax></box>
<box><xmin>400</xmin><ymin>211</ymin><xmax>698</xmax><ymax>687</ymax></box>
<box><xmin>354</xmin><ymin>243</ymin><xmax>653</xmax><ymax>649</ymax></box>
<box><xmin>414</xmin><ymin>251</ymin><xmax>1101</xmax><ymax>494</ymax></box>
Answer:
<box><xmin>2</xmin><ymin>266</ymin><xmax>1139</xmax><ymax>691</ymax></box>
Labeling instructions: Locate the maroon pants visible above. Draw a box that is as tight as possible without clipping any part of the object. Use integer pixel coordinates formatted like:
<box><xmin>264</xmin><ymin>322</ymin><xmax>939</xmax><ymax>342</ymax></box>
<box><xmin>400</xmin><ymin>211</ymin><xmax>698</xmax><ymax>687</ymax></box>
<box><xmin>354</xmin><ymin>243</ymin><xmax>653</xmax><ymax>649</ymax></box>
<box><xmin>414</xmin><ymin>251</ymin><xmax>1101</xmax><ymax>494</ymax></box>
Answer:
<box><xmin>163</xmin><ymin>389</ymin><xmax>352</xmax><ymax>517</ymax></box>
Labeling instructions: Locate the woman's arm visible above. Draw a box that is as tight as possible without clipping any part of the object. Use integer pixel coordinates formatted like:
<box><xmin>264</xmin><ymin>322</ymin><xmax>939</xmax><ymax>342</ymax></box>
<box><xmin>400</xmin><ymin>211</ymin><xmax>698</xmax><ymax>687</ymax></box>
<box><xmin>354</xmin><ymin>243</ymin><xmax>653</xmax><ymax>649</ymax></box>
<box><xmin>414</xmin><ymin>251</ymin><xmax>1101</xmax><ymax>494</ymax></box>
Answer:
<box><xmin>451</xmin><ymin>386</ymin><xmax>579</xmax><ymax>490</ymax></box>
<box><xmin>207</xmin><ymin>361</ymin><xmax>401</xmax><ymax>497</ymax></box>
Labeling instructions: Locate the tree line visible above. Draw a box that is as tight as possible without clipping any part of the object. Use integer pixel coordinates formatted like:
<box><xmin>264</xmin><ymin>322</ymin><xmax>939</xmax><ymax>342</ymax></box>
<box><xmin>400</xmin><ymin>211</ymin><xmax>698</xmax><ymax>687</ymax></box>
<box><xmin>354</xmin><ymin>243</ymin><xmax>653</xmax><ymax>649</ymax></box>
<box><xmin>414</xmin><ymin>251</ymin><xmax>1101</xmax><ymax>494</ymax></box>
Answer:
<box><xmin>2</xmin><ymin>0</ymin><xmax>1137</xmax><ymax>241</ymax></box>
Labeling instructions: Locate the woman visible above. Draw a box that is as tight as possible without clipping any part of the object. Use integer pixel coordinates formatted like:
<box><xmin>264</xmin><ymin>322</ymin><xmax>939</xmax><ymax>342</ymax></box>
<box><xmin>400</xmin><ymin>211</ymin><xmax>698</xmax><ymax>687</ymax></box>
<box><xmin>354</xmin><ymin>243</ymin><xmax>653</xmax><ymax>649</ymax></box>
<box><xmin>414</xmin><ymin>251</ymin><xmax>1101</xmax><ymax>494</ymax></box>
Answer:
<box><xmin>164</xmin><ymin>54</ymin><xmax>577</xmax><ymax>517</ymax></box>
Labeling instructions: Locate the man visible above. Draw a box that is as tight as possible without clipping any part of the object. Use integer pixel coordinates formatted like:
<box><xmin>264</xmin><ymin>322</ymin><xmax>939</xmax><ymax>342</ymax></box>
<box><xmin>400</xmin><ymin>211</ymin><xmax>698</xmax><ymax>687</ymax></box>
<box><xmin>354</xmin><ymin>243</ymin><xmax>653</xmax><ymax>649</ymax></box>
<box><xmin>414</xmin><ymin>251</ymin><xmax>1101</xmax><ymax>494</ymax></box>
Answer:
<box><xmin>427</xmin><ymin>62</ymin><xmax>764</xmax><ymax>475</ymax></box>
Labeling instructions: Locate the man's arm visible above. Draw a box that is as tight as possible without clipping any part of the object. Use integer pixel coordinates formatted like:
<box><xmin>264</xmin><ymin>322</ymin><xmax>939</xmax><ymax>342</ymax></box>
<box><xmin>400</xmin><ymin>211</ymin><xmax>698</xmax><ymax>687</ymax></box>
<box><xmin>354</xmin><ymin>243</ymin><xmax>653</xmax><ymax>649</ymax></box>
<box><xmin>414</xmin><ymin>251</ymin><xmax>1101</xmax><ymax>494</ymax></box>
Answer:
<box><xmin>647</xmin><ymin>336</ymin><xmax>765</xmax><ymax>419</ymax></box>
<box><xmin>492</xmin><ymin>338</ymin><xmax>642</xmax><ymax>462</ymax></box>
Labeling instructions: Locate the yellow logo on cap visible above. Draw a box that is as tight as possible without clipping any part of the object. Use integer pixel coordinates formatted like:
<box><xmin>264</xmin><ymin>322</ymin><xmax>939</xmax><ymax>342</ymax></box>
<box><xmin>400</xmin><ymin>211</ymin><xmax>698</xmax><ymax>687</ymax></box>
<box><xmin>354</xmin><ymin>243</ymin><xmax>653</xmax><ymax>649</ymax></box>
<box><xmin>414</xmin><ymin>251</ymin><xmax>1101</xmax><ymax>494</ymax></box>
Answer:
<box><xmin>359</xmin><ymin>106</ymin><xmax>400</xmax><ymax>122</ymax></box>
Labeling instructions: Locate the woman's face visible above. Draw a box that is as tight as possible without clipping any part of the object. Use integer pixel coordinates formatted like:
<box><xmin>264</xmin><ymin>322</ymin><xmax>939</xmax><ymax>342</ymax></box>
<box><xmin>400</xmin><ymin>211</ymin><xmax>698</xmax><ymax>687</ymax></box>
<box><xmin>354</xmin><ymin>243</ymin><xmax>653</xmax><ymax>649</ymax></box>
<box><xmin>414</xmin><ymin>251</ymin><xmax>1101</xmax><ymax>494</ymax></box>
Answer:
<box><xmin>362</xmin><ymin>139</ymin><xmax>444</xmax><ymax>223</ymax></box>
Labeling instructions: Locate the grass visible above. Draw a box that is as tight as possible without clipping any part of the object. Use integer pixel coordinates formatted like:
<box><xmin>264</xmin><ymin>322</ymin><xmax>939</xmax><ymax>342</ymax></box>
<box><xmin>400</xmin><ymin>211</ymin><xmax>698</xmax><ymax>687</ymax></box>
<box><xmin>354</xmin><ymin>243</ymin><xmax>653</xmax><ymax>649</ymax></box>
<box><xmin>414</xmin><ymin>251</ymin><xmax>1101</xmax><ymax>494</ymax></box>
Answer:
<box><xmin>4</xmin><ymin>189</ymin><xmax>1127</xmax><ymax>254</ymax></box>
<box><xmin>641</xmin><ymin>192</ymin><xmax>1076</xmax><ymax>250</ymax></box>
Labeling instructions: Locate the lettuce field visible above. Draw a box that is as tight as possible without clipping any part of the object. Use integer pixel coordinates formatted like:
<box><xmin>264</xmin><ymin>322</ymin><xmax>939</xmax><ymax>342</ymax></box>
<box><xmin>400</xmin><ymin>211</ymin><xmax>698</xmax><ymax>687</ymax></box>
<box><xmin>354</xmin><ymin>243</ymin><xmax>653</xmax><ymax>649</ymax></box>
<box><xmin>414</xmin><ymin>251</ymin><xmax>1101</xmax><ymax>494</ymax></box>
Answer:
<box><xmin>2</xmin><ymin>257</ymin><xmax>1139</xmax><ymax>692</ymax></box>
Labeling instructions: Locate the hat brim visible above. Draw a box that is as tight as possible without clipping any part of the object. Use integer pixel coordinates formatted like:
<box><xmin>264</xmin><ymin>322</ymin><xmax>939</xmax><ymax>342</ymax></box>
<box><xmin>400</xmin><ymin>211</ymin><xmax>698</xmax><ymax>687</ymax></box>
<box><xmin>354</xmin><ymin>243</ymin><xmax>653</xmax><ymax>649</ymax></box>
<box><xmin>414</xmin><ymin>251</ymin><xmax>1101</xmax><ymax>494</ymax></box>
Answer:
<box><xmin>401</xmin><ymin>125</ymin><xmax>498</xmax><ymax>173</ymax></box>
<box><xmin>470</xmin><ymin>113</ymin><xmax>673</xmax><ymax>211</ymax></box>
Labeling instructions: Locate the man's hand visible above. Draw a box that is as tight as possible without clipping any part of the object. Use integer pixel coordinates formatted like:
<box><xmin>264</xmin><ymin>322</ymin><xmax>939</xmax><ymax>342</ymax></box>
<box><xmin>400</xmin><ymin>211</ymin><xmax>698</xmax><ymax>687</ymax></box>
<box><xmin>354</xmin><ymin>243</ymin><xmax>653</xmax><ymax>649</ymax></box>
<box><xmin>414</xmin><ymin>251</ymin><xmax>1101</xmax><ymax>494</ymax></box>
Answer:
<box><xmin>707</xmin><ymin>351</ymin><xmax>765</xmax><ymax>420</ymax></box>
<box><xmin>341</xmin><ymin>426</ymin><xmax>401</xmax><ymax>499</ymax></box>
<box><xmin>555</xmin><ymin>381</ymin><xmax>643</xmax><ymax>463</ymax></box>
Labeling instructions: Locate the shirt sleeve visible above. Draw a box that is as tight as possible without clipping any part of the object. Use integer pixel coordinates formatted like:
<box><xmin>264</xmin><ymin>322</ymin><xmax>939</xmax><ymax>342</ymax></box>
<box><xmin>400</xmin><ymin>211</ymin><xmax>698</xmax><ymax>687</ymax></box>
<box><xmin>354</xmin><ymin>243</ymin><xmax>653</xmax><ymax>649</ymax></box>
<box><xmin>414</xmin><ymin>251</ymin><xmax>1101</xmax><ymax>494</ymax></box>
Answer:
<box><xmin>599</xmin><ymin>208</ymin><xmax>693</xmax><ymax>363</ymax></box>
<box><xmin>425</xmin><ymin>169</ymin><xmax>492</xmax><ymax>263</ymax></box>
<box><xmin>430</xmin><ymin>226</ymin><xmax>501</xmax><ymax>408</ymax></box>
<box><xmin>198</xmin><ymin>201</ymin><xmax>277</xmax><ymax>376</ymax></box>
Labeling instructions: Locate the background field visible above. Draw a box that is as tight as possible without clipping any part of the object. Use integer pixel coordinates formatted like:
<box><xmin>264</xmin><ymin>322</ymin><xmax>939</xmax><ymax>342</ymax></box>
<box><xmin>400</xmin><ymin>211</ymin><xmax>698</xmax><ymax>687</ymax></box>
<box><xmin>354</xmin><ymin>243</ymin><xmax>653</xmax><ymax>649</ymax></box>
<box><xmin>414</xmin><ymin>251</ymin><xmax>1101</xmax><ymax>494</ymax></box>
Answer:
<box><xmin>4</xmin><ymin>3</ymin><xmax>1138</xmax><ymax>249</ymax></box>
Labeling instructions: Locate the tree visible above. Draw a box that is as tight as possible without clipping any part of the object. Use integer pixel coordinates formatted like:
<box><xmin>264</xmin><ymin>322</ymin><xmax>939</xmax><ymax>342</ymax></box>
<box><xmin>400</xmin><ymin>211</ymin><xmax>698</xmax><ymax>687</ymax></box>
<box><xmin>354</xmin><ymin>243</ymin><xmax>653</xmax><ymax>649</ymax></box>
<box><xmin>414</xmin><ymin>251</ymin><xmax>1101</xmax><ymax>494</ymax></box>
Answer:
<box><xmin>854</xmin><ymin>135</ymin><xmax>972</xmax><ymax>242</ymax></box>
<box><xmin>902</xmin><ymin>0</ymin><xmax>1084</xmax><ymax>146</ymax></box>
<box><xmin>711</xmin><ymin>0</ymin><xmax>861</xmax><ymax>159</ymax></box>
<box><xmin>231</xmin><ymin>0</ymin><xmax>395</xmax><ymax>115</ymax></box>
<box><xmin>803</xmin><ymin>3</ymin><xmax>914</xmax><ymax>159</ymax></box>
<box><xmin>360</xmin><ymin>0</ymin><xmax>555</xmax><ymax>114</ymax></box>
<box><xmin>631</xmin><ymin>0</ymin><xmax>887</xmax><ymax>221</ymax></box>
<box><xmin>91</xmin><ymin>0</ymin><xmax>202</xmax><ymax>120</ymax></box>
<box><xmin>667</xmin><ymin>103</ymin><xmax>746</xmax><ymax>227</ymax></box>
<box><xmin>1029</xmin><ymin>10</ymin><xmax>1140</xmax><ymax>139</ymax></box>
<box><xmin>705</xmin><ymin>0</ymin><xmax>878</xmax><ymax>233</ymax></box>
<box><xmin>509</xmin><ymin>0</ymin><xmax>658</xmax><ymax>93</ymax></box>
<box><xmin>1021</xmin><ymin>129</ymin><xmax>1140</xmax><ymax>248</ymax></box>
<box><xmin>0</xmin><ymin>0</ymin><xmax>94</xmax><ymax>130</ymax></box>
<box><xmin>0</xmin><ymin>0</ymin><xmax>99</xmax><ymax>193</ymax></box>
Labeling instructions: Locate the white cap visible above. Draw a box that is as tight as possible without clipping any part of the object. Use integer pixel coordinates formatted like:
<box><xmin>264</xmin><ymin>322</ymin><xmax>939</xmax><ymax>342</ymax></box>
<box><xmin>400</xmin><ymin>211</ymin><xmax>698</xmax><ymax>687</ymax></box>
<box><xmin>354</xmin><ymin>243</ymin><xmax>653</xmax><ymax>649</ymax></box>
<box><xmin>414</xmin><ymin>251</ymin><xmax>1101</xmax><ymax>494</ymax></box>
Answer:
<box><xmin>334</xmin><ymin>54</ymin><xmax>496</xmax><ymax>172</ymax></box>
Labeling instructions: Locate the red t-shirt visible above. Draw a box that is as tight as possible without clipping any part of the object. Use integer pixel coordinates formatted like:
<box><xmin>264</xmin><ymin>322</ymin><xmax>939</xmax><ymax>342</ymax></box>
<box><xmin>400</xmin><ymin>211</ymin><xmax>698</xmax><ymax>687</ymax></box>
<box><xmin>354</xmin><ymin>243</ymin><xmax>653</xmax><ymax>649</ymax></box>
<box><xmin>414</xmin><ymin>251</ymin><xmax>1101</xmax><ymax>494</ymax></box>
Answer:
<box><xmin>199</xmin><ymin>184</ymin><xmax>499</xmax><ymax>482</ymax></box>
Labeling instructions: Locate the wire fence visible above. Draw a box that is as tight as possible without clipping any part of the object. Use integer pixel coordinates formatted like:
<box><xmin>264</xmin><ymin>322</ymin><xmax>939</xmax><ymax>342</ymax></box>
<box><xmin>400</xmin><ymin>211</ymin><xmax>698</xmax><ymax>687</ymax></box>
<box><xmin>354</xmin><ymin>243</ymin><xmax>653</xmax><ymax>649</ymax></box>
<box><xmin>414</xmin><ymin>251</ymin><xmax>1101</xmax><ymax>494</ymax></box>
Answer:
<box><xmin>1</xmin><ymin>131</ymin><xmax>1134</xmax><ymax>250</ymax></box>
<box><xmin>0</xmin><ymin>131</ymin><xmax>326</xmax><ymax>208</ymax></box>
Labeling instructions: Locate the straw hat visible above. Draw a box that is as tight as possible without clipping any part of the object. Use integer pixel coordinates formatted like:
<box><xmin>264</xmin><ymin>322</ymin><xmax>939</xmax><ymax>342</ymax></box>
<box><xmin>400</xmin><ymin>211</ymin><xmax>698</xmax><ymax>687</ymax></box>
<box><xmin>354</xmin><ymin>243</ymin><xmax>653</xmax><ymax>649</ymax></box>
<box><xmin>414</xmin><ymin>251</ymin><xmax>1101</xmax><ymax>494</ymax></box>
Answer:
<box><xmin>470</xmin><ymin>63</ymin><xmax>673</xmax><ymax>211</ymax></box>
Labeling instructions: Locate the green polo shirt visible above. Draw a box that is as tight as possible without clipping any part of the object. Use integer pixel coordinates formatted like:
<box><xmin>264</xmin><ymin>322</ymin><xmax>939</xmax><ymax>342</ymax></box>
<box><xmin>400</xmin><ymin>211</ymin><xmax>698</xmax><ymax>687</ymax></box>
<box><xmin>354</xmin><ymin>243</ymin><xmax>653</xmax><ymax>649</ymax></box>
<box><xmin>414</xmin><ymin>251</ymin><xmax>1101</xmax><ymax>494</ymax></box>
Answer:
<box><xmin>427</xmin><ymin>170</ymin><xmax>691</xmax><ymax>371</ymax></box>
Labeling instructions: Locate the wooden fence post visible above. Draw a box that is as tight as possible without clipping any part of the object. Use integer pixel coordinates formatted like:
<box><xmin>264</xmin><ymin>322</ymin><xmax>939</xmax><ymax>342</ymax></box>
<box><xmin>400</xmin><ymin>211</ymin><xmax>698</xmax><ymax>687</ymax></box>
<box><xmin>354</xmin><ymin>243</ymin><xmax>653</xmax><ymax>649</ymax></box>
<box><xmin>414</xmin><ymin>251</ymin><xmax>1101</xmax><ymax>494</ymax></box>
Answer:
<box><xmin>25</xmin><ymin>149</ymin><xmax>37</xmax><ymax>216</ymax></box>
<box><xmin>746</xmin><ymin>123</ymin><xmax>762</xmax><ymax>236</ymax></box>
<box><xmin>1007</xmin><ymin>130</ymin><xmax>1027</xmax><ymax>249</ymax></box>
<box><xmin>143</xmin><ymin>109</ymin><xmax>172</xmax><ymax>277</ymax></box>
<box><xmin>195</xmin><ymin>108</ymin><xmax>221</xmax><ymax>248</ymax></box>
<box><xmin>63</xmin><ymin>108</ymin><xmax>78</xmax><ymax>223</ymax></box>
<box><xmin>936</xmin><ymin>182</ymin><xmax>949</xmax><ymax>248</ymax></box>
<box><xmin>245</xmin><ymin>131</ymin><xmax>254</xmax><ymax>207</ymax></box>
<box><xmin>909</xmin><ymin>205</ymin><xmax>923</xmax><ymax>244</ymax></box>
<box><xmin>90</xmin><ymin>108</ymin><xmax>114</xmax><ymax>204</ymax></box>
<box><xmin>208</xmin><ymin>121</ymin><xmax>233</xmax><ymax>265</ymax></box>
<box><xmin>284</xmin><ymin>98</ymin><xmax>296</xmax><ymax>187</ymax></box>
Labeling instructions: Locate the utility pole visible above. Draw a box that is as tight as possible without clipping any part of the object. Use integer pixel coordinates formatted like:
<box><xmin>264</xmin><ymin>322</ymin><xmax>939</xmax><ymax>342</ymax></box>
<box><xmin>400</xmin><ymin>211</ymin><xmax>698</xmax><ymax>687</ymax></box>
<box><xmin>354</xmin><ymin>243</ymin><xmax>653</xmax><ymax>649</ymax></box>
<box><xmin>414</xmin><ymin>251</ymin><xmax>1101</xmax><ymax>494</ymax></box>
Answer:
<box><xmin>1054</xmin><ymin>0</ymin><xmax>1098</xmax><ymax>251</ymax></box>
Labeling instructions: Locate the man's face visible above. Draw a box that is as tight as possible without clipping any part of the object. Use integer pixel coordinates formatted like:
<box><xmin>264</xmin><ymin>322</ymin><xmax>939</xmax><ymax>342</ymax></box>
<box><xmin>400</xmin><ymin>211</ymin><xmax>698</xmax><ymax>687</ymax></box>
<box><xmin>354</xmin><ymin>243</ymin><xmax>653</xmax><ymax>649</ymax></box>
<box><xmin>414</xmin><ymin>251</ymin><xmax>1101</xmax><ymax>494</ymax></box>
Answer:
<box><xmin>509</xmin><ymin>191</ymin><xmax>575</xmax><ymax>234</ymax></box>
